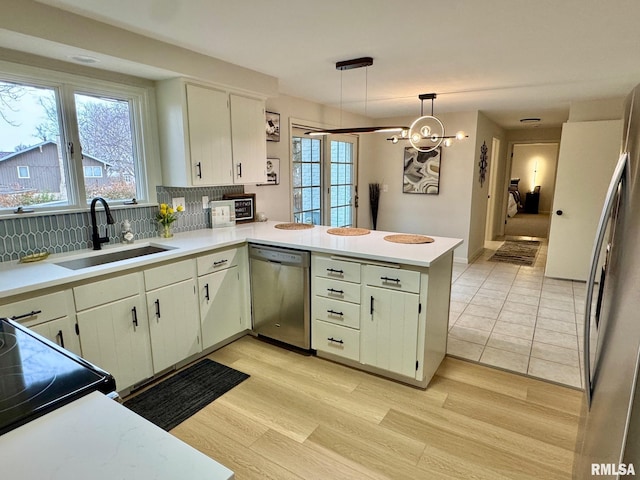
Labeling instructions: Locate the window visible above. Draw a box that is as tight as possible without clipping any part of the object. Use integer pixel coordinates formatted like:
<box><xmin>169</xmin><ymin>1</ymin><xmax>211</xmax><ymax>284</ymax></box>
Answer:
<box><xmin>291</xmin><ymin>128</ymin><xmax>358</xmax><ymax>227</ymax></box>
<box><xmin>17</xmin><ymin>166</ymin><xmax>30</xmax><ymax>179</ymax></box>
<box><xmin>83</xmin><ymin>166</ymin><xmax>103</xmax><ymax>178</ymax></box>
<box><xmin>0</xmin><ymin>63</ymin><xmax>152</xmax><ymax>214</ymax></box>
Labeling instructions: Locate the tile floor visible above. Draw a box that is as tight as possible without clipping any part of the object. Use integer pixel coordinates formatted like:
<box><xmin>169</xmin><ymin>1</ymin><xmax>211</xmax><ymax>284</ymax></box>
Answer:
<box><xmin>447</xmin><ymin>238</ymin><xmax>585</xmax><ymax>389</ymax></box>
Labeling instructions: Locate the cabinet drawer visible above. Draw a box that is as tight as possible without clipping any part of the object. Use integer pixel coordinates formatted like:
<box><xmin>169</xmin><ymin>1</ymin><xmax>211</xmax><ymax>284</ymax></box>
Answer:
<box><xmin>314</xmin><ymin>256</ymin><xmax>361</xmax><ymax>283</ymax></box>
<box><xmin>74</xmin><ymin>273</ymin><xmax>141</xmax><ymax>311</ymax></box>
<box><xmin>145</xmin><ymin>259</ymin><xmax>195</xmax><ymax>291</ymax></box>
<box><xmin>313</xmin><ymin>320</ymin><xmax>360</xmax><ymax>362</ymax></box>
<box><xmin>363</xmin><ymin>265</ymin><xmax>420</xmax><ymax>294</ymax></box>
<box><xmin>314</xmin><ymin>277</ymin><xmax>360</xmax><ymax>304</ymax></box>
<box><xmin>197</xmin><ymin>247</ymin><xmax>240</xmax><ymax>276</ymax></box>
<box><xmin>0</xmin><ymin>290</ymin><xmax>69</xmax><ymax>324</ymax></box>
<box><xmin>313</xmin><ymin>296</ymin><xmax>360</xmax><ymax>329</ymax></box>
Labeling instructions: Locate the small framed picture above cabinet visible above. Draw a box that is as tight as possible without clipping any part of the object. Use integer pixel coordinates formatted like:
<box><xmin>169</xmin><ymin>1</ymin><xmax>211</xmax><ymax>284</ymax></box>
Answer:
<box><xmin>266</xmin><ymin>111</ymin><xmax>280</xmax><ymax>142</ymax></box>
<box><xmin>223</xmin><ymin>193</ymin><xmax>256</xmax><ymax>223</ymax></box>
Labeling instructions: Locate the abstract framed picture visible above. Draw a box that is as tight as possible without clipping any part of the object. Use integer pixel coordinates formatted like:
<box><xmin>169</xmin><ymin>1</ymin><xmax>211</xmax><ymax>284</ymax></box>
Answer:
<box><xmin>403</xmin><ymin>147</ymin><xmax>441</xmax><ymax>194</ymax></box>
<box><xmin>265</xmin><ymin>111</ymin><xmax>280</xmax><ymax>142</ymax></box>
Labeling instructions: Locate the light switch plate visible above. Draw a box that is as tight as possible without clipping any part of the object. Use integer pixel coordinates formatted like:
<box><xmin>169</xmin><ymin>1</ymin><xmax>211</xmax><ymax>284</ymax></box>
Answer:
<box><xmin>172</xmin><ymin>197</ymin><xmax>185</xmax><ymax>210</ymax></box>
<box><xmin>382</xmin><ymin>184</ymin><xmax>389</xmax><ymax>192</ymax></box>
<box><xmin>202</xmin><ymin>196</ymin><xmax>209</xmax><ymax>209</ymax></box>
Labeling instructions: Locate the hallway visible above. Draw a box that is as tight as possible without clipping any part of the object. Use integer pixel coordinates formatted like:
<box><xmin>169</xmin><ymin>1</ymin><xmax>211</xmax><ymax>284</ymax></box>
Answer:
<box><xmin>447</xmin><ymin>238</ymin><xmax>584</xmax><ymax>389</ymax></box>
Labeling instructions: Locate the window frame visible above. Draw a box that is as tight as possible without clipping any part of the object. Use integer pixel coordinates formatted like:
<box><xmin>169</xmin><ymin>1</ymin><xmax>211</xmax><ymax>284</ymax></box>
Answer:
<box><xmin>0</xmin><ymin>60</ymin><xmax>157</xmax><ymax>216</ymax></box>
<box><xmin>16</xmin><ymin>166</ymin><xmax>30</xmax><ymax>179</ymax></box>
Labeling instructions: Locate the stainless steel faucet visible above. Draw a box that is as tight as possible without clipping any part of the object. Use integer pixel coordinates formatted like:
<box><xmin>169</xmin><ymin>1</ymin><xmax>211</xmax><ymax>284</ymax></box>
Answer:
<box><xmin>90</xmin><ymin>197</ymin><xmax>115</xmax><ymax>250</ymax></box>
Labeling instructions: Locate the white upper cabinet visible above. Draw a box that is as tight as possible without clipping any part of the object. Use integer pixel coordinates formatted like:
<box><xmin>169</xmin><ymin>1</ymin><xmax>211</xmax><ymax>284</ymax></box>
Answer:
<box><xmin>156</xmin><ymin>79</ymin><xmax>267</xmax><ymax>186</ymax></box>
<box><xmin>230</xmin><ymin>94</ymin><xmax>267</xmax><ymax>184</ymax></box>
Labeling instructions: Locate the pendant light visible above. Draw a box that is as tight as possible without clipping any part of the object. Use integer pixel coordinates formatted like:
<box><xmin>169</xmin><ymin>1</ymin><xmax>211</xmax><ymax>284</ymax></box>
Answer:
<box><xmin>306</xmin><ymin>57</ymin><xmax>409</xmax><ymax>136</ymax></box>
<box><xmin>388</xmin><ymin>94</ymin><xmax>468</xmax><ymax>152</ymax></box>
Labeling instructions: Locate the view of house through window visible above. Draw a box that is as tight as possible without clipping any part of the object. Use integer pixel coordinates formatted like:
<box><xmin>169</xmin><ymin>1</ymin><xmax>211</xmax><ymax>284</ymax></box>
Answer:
<box><xmin>0</xmin><ymin>81</ymin><xmax>69</xmax><ymax>209</ymax></box>
<box><xmin>291</xmin><ymin>128</ymin><xmax>357</xmax><ymax>227</ymax></box>
<box><xmin>0</xmin><ymin>70</ymin><xmax>148</xmax><ymax>214</ymax></box>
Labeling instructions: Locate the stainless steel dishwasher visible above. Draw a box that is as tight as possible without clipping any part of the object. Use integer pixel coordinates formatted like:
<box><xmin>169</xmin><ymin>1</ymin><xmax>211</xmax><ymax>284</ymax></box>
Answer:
<box><xmin>249</xmin><ymin>244</ymin><xmax>311</xmax><ymax>350</ymax></box>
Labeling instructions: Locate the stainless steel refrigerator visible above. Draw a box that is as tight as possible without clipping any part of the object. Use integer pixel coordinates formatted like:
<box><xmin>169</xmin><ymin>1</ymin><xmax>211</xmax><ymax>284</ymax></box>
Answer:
<box><xmin>574</xmin><ymin>84</ymin><xmax>640</xmax><ymax>478</ymax></box>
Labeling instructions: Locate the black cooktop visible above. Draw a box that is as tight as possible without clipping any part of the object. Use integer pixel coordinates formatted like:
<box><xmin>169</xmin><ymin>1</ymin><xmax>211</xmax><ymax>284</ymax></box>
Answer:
<box><xmin>0</xmin><ymin>318</ymin><xmax>116</xmax><ymax>436</ymax></box>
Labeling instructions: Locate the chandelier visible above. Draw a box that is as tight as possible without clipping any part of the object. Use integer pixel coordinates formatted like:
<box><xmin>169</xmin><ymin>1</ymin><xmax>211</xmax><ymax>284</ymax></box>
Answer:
<box><xmin>387</xmin><ymin>93</ymin><xmax>467</xmax><ymax>152</ymax></box>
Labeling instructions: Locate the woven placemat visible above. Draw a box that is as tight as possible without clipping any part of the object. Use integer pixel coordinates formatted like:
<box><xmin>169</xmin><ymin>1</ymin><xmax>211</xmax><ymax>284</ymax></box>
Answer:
<box><xmin>327</xmin><ymin>227</ymin><xmax>371</xmax><ymax>236</ymax></box>
<box><xmin>274</xmin><ymin>223</ymin><xmax>314</xmax><ymax>230</ymax></box>
<box><xmin>384</xmin><ymin>234</ymin><xmax>434</xmax><ymax>244</ymax></box>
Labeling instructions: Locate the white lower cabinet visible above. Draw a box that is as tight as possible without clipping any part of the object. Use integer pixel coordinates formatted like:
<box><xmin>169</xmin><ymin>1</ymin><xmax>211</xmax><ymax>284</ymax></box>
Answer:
<box><xmin>1</xmin><ymin>289</ymin><xmax>81</xmax><ymax>356</ymax></box>
<box><xmin>144</xmin><ymin>260</ymin><xmax>201</xmax><ymax>374</ymax></box>
<box><xmin>360</xmin><ymin>285</ymin><xmax>420</xmax><ymax>378</ymax></box>
<box><xmin>76</xmin><ymin>293</ymin><xmax>153</xmax><ymax>391</ymax></box>
<box><xmin>197</xmin><ymin>246</ymin><xmax>248</xmax><ymax>350</ymax></box>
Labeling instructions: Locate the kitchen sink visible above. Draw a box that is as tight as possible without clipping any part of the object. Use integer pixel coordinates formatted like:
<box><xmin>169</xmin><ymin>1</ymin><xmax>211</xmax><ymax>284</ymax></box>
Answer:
<box><xmin>55</xmin><ymin>245</ymin><xmax>173</xmax><ymax>270</ymax></box>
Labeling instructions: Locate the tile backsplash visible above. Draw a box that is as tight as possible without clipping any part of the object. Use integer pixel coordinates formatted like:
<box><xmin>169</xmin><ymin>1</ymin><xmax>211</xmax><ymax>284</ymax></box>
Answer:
<box><xmin>0</xmin><ymin>185</ymin><xmax>244</xmax><ymax>263</ymax></box>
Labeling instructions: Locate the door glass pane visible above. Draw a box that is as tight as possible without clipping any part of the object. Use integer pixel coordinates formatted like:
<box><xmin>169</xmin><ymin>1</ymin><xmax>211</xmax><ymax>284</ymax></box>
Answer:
<box><xmin>0</xmin><ymin>81</ymin><xmax>70</xmax><ymax>210</ymax></box>
<box><xmin>292</xmin><ymin>134</ymin><xmax>321</xmax><ymax>224</ymax></box>
<box><xmin>74</xmin><ymin>93</ymin><xmax>137</xmax><ymax>203</ymax></box>
<box><xmin>329</xmin><ymin>139</ymin><xmax>355</xmax><ymax>227</ymax></box>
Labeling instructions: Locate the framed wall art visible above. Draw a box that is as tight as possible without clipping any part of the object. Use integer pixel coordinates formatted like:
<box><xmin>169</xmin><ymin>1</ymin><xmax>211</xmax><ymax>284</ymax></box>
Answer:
<box><xmin>258</xmin><ymin>158</ymin><xmax>280</xmax><ymax>185</ymax></box>
<box><xmin>403</xmin><ymin>147</ymin><xmax>441</xmax><ymax>194</ymax></box>
<box><xmin>222</xmin><ymin>193</ymin><xmax>256</xmax><ymax>223</ymax></box>
<box><xmin>265</xmin><ymin>111</ymin><xmax>280</xmax><ymax>142</ymax></box>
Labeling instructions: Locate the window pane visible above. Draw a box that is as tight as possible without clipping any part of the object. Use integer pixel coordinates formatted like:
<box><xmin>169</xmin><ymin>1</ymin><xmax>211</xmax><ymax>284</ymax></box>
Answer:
<box><xmin>0</xmin><ymin>81</ymin><xmax>69</xmax><ymax>210</ymax></box>
<box><xmin>74</xmin><ymin>93</ymin><xmax>136</xmax><ymax>203</ymax></box>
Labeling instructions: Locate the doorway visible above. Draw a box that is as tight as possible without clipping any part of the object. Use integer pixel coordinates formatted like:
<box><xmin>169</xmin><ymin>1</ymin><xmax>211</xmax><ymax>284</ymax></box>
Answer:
<box><xmin>504</xmin><ymin>143</ymin><xmax>559</xmax><ymax>239</ymax></box>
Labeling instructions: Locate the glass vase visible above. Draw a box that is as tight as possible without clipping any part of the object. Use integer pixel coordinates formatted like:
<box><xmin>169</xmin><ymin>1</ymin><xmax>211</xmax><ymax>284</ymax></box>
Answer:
<box><xmin>160</xmin><ymin>223</ymin><xmax>173</xmax><ymax>238</ymax></box>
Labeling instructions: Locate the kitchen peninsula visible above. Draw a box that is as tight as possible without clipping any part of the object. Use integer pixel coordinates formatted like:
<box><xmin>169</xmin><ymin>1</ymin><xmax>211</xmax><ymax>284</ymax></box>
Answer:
<box><xmin>0</xmin><ymin>221</ymin><xmax>461</xmax><ymax>389</ymax></box>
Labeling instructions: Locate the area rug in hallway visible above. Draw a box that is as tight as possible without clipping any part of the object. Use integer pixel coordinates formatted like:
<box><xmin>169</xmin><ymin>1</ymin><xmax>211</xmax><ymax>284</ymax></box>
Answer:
<box><xmin>124</xmin><ymin>358</ymin><xmax>249</xmax><ymax>431</ymax></box>
<box><xmin>489</xmin><ymin>240</ymin><xmax>540</xmax><ymax>266</ymax></box>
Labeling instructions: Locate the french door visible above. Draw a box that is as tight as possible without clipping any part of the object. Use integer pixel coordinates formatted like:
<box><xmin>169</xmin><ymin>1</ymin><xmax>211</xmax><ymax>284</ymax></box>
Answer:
<box><xmin>291</xmin><ymin>128</ymin><xmax>358</xmax><ymax>226</ymax></box>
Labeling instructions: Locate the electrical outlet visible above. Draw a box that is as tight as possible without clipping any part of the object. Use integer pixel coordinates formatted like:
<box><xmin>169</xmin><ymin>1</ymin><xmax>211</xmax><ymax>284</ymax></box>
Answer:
<box><xmin>172</xmin><ymin>197</ymin><xmax>185</xmax><ymax>210</ymax></box>
<box><xmin>382</xmin><ymin>184</ymin><xmax>389</xmax><ymax>192</ymax></box>
<box><xmin>202</xmin><ymin>196</ymin><xmax>209</xmax><ymax>209</ymax></box>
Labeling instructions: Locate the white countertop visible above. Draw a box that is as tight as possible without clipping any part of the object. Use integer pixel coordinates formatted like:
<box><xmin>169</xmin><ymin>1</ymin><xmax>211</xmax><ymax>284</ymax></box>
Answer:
<box><xmin>0</xmin><ymin>221</ymin><xmax>462</xmax><ymax>299</ymax></box>
<box><xmin>1</xmin><ymin>391</ymin><xmax>234</xmax><ymax>480</ymax></box>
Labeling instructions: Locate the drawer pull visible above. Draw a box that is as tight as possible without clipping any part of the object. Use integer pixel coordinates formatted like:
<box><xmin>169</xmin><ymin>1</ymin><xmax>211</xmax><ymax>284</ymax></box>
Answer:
<box><xmin>327</xmin><ymin>288</ymin><xmax>344</xmax><ymax>295</ymax></box>
<box><xmin>56</xmin><ymin>330</ymin><xmax>65</xmax><ymax>349</ymax></box>
<box><xmin>327</xmin><ymin>309</ymin><xmax>344</xmax><ymax>317</ymax></box>
<box><xmin>10</xmin><ymin>310</ymin><xmax>42</xmax><ymax>320</ymax></box>
<box><xmin>381</xmin><ymin>276</ymin><xmax>401</xmax><ymax>284</ymax></box>
<box><xmin>327</xmin><ymin>337</ymin><xmax>344</xmax><ymax>344</ymax></box>
<box><xmin>131</xmin><ymin>307</ymin><xmax>139</xmax><ymax>329</ymax></box>
<box><xmin>213</xmin><ymin>259</ymin><xmax>228</xmax><ymax>267</ymax></box>
<box><xmin>327</xmin><ymin>268</ymin><xmax>344</xmax><ymax>275</ymax></box>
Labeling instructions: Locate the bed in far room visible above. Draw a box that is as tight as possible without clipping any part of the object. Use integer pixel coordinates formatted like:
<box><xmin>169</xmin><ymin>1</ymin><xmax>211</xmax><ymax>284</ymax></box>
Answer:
<box><xmin>507</xmin><ymin>178</ymin><xmax>522</xmax><ymax>217</ymax></box>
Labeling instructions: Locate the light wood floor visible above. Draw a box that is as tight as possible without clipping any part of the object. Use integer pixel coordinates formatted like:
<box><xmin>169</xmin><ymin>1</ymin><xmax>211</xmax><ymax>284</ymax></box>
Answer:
<box><xmin>170</xmin><ymin>336</ymin><xmax>582</xmax><ymax>480</ymax></box>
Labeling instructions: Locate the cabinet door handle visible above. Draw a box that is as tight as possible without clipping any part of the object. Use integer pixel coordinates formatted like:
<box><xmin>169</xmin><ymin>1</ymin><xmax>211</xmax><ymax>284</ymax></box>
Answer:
<box><xmin>327</xmin><ymin>337</ymin><xmax>344</xmax><ymax>344</ymax></box>
<box><xmin>213</xmin><ymin>259</ymin><xmax>228</xmax><ymax>267</ymax></box>
<box><xmin>381</xmin><ymin>276</ymin><xmax>401</xmax><ymax>284</ymax></box>
<box><xmin>327</xmin><ymin>268</ymin><xmax>344</xmax><ymax>275</ymax></box>
<box><xmin>237</xmin><ymin>162</ymin><xmax>242</xmax><ymax>178</ymax></box>
<box><xmin>155</xmin><ymin>299</ymin><xmax>161</xmax><ymax>319</ymax></box>
<box><xmin>204</xmin><ymin>283</ymin><xmax>210</xmax><ymax>301</ymax></box>
<box><xmin>370</xmin><ymin>296</ymin><xmax>374</xmax><ymax>315</ymax></box>
<box><xmin>131</xmin><ymin>307</ymin><xmax>139</xmax><ymax>329</ymax></box>
<box><xmin>10</xmin><ymin>309</ymin><xmax>42</xmax><ymax>320</ymax></box>
<box><xmin>327</xmin><ymin>309</ymin><xmax>344</xmax><ymax>317</ymax></box>
<box><xmin>56</xmin><ymin>330</ymin><xmax>65</xmax><ymax>349</ymax></box>
<box><xmin>327</xmin><ymin>288</ymin><xmax>344</xmax><ymax>295</ymax></box>
<box><xmin>196</xmin><ymin>162</ymin><xmax>202</xmax><ymax>179</ymax></box>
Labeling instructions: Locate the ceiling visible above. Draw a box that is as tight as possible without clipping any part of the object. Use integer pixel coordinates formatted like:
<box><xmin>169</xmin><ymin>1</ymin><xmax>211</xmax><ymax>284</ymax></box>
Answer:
<box><xmin>18</xmin><ymin>0</ymin><xmax>640</xmax><ymax>129</ymax></box>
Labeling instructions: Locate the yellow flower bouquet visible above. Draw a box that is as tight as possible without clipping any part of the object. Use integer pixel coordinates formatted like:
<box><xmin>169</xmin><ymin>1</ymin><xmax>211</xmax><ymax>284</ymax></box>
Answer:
<box><xmin>156</xmin><ymin>203</ymin><xmax>184</xmax><ymax>238</ymax></box>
